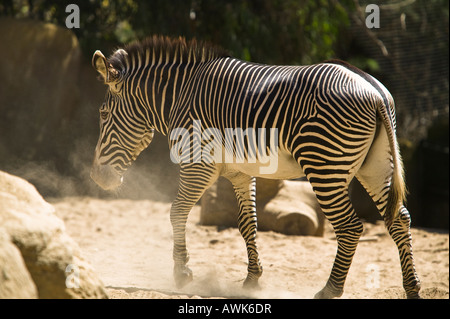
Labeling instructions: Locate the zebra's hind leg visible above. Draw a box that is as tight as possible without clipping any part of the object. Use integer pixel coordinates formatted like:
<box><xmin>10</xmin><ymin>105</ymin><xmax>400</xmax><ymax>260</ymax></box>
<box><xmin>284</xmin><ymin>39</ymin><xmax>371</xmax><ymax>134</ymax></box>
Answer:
<box><xmin>356</xmin><ymin>177</ymin><xmax>421</xmax><ymax>298</ymax></box>
<box><xmin>171</xmin><ymin>163</ymin><xmax>219</xmax><ymax>288</ymax></box>
<box><xmin>355</xmin><ymin>122</ymin><xmax>421</xmax><ymax>298</ymax></box>
<box><xmin>225</xmin><ymin>172</ymin><xmax>262</xmax><ymax>289</ymax></box>
<box><xmin>313</xmin><ymin>190</ymin><xmax>364</xmax><ymax>299</ymax></box>
<box><xmin>296</xmin><ymin>155</ymin><xmax>365</xmax><ymax>298</ymax></box>
<box><xmin>386</xmin><ymin>206</ymin><xmax>421</xmax><ymax>298</ymax></box>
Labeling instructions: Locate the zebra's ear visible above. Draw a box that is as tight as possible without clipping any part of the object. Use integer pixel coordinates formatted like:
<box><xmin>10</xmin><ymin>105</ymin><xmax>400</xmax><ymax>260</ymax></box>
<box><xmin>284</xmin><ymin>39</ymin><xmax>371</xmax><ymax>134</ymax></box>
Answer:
<box><xmin>92</xmin><ymin>50</ymin><xmax>111</xmax><ymax>83</ymax></box>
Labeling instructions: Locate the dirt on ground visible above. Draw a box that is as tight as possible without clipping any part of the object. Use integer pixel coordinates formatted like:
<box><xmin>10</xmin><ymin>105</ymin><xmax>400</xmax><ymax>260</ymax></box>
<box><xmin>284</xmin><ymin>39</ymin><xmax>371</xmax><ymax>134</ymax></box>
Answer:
<box><xmin>50</xmin><ymin>196</ymin><xmax>449</xmax><ymax>299</ymax></box>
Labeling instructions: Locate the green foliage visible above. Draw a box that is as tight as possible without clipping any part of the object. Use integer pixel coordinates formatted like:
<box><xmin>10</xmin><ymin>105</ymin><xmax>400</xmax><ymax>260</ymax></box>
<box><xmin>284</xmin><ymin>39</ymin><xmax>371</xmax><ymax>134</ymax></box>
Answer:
<box><xmin>0</xmin><ymin>0</ymin><xmax>355</xmax><ymax>65</ymax></box>
<box><xmin>297</xmin><ymin>0</ymin><xmax>352</xmax><ymax>64</ymax></box>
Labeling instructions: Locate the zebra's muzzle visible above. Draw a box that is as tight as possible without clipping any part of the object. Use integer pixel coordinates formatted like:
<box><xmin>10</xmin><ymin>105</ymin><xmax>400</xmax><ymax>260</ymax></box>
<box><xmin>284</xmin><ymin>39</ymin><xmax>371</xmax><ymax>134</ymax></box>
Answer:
<box><xmin>90</xmin><ymin>163</ymin><xmax>123</xmax><ymax>190</ymax></box>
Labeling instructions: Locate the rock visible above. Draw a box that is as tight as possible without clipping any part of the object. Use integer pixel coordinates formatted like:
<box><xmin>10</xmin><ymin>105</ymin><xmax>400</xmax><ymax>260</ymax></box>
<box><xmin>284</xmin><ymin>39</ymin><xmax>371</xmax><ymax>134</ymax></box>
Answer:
<box><xmin>0</xmin><ymin>171</ymin><xmax>108</xmax><ymax>298</ymax></box>
<box><xmin>0</xmin><ymin>18</ymin><xmax>180</xmax><ymax>201</ymax></box>
<box><xmin>0</xmin><ymin>18</ymin><xmax>85</xmax><ymax>162</ymax></box>
<box><xmin>0</xmin><ymin>228</ymin><xmax>38</xmax><ymax>298</ymax></box>
<box><xmin>0</xmin><ymin>18</ymin><xmax>106</xmax><ymax>198</ymax></box>
<box><xmin>260</xmin><ymin>180</ymin><xmax>325</xmax><ymax>236</ymax></box>
<box><xmin>200</xmin><ymin>177</ymin><xmax>238</xmax><ymax>227</ymax></box>
<box><xmin>200</xmin><ymin>177</ymin><xmax>324</xmax><ymax>236</ymax></box>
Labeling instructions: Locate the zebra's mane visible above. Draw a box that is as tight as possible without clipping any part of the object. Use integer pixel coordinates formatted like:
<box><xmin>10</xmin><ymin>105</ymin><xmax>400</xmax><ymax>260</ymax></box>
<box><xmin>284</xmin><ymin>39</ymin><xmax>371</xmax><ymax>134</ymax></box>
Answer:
<box><xmin>108</xmin><ymin>35</ymin><xmax>230</xmax><ymax>73</ymax></box>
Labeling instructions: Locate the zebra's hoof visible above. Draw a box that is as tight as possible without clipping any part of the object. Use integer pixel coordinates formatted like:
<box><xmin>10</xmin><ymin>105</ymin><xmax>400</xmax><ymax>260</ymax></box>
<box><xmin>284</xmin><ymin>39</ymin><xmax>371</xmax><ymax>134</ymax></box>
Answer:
<box><xmin>406</xmin><ymin>292</ymin><xmax>421</xmax><ymax>299</ymax></box>
<box><xmin>174</xmin><ymin>265</ymin><xmax>193</xmax><ymax>288</ymax></box>
<box><xmin>406</xmin><ymin>282</ymin><xmax>421</xmax><ymax>299</ymax></box>
<box><xmin>314</xmin><ymin>284</ymin><xmax>343</xmax><ymax>299</ymax></box>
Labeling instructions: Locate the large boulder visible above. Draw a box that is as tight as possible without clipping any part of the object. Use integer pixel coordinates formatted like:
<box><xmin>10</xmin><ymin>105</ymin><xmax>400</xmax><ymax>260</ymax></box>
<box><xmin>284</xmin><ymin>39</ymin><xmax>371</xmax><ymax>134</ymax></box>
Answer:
<box><xmin>0</xmin><ymin>17</ymin><xmax>105</xmax><ymax>197</ymax></box>
<box><xmin>0</xmin><ymin>18</ymin><xmax>180</xmax><ymax>201</ymax></box>
<box><xmin>0</xmin><ymin>228</ymin><xmax>37</xmax><ymax>298</ymax></box>
<box><xmin>0</xmin><ymin>18</ymin><xmax>88</xmax><ymax>162</ymax></box>
<box><xmin>0</xmin><ymin>171</ymin><xmax>108</xmax><ymax>298</ymax></box>
<box><xmin>200</xmin><ymin>177</ymin><xmax>325</xmax><ymax>236</ymax></box>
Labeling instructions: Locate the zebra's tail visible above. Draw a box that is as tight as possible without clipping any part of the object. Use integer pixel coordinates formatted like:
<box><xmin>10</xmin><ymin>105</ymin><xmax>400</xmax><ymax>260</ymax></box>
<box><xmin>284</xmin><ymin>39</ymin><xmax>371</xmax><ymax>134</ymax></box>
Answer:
<box><xmin>377</xmin><ymin>97</ymin><xmax>407</xmax><ymax>226</ymax></box>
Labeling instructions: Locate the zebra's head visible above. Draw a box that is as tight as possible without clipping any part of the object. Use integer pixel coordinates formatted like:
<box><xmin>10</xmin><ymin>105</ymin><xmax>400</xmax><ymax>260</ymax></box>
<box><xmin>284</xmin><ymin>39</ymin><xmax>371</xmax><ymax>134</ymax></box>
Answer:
<box><xmin>90</xmin><ymin>50</ymin><xmax>154</xmax><ymax>190</ymax></box>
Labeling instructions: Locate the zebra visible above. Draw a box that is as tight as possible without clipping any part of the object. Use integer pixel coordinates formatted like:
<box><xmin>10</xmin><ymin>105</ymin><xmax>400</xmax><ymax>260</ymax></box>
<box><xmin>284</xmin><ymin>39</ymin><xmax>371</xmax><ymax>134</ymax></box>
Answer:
<box><xmin>90</xmin><ymin>35</ymin><xmax>421</xmax><ymax>298</ymax></box>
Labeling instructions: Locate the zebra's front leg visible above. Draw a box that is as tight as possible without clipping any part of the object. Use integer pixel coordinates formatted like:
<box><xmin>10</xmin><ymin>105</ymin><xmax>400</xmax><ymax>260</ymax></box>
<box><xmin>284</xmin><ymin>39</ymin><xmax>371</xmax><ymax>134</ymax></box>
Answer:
<box><xmin>171</xmin><ymin>199</ymin><xmax>193</xmax><ymax>288</ymax></box>
<box><xmin>226</xmin><ymin>173</ymin><xmax>263</xmax><ymax>289</ymax></box>
<box><xmin>171</xmin><ymin>164</ymin><xmax>219</xmax><ymax>288</ymax></box>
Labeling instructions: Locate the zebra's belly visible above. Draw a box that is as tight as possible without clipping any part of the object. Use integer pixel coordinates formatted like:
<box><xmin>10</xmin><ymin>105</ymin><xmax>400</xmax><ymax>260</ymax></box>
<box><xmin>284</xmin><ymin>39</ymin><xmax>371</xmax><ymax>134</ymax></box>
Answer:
<box><xmin>223</xmin><ymin>149</ymin><xmax>305</xmax><ymax>180</ymax></box>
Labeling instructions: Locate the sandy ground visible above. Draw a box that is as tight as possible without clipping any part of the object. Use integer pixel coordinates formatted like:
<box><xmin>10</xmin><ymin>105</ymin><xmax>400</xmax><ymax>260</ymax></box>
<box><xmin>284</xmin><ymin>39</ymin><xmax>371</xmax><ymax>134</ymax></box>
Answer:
<box><xmin>50</xmin><ymin>196</ymin><xmax>449</xmax><ymax>299</ymax></box>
